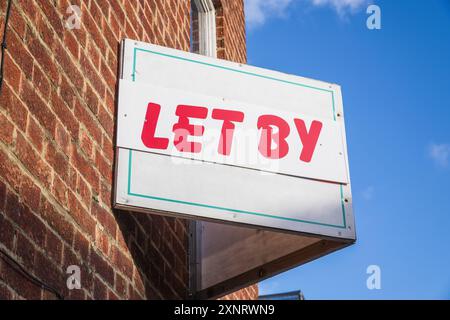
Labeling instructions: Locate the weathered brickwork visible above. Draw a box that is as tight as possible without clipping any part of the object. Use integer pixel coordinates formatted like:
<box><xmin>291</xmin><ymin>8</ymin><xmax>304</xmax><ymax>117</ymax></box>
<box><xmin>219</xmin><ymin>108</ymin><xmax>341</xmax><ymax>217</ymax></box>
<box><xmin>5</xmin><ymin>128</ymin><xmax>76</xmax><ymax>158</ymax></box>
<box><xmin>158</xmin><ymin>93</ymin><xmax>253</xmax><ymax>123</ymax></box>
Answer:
<box><xmin>215</xmin><ymin>0</ymin><xmax>246</xmax><ymax>63</ymax></box>
<box><xmin>220</xmin><ymin>284</ymin><xmax>258</xmax><ymax>300</ymax></box>
<box><xmin>0</xmin><ymin>0</ymin><xmax>254</xmax><ymax>300</ymax></box>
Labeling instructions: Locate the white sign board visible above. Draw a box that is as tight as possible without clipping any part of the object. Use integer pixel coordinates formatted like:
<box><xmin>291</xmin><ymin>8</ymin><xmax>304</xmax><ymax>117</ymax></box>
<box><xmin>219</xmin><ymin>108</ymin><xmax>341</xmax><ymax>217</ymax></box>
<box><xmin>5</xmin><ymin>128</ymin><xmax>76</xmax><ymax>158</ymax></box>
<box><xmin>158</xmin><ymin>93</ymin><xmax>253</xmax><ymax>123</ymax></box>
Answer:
<box><xmin>114</xmin><ymin>39</ymin><xmax>355</xmax><ymax>240</ymax></box>
<box><xmin>117</xmin><ymin>81</ymin><xmax>348</xmax><ymax>183</ymax></box>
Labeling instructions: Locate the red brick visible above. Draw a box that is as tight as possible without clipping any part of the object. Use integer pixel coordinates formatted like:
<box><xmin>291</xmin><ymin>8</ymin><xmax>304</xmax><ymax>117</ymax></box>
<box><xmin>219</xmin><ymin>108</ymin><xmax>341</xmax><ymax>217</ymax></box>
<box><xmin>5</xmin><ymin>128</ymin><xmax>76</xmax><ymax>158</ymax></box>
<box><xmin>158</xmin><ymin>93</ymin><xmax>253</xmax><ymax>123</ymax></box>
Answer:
<box><xmin>116</xmin><ymin>225</ymin><xmax>129</xmax><ymax>252</ymax></box>
<box><xmin>97</xmin><ymin>105</ymin><xmax>113</xmax><ymax>139</ymax></box>
<box><xmin>90</xmin><ymin>250</ymin><xmax>114</xmax><ymax>287</ymax></box>
<box><xmin>102</xmin><ymin>20</ymin><xmax>119</xmax><ymax>53</ymax></box>
<box><xmin>0</xmin><ymin>180</ymin><xmax>7</xmax><ymax>210</ymax></box>
<box><xmin>9</xmin><ymin>2</ymin><xmax>26</xmax><ymax>38</ymax></box>
<box><xmin>0</xmin><ymin>84</ymin><xmax>28</xmax><ymax>132</ymax></box>
<box><xmin>44</xmin><ymin>230</ymin><xmax>63</xmax><ymax>265</ymax></box>
<box><xmin>102</xmin><ymin>136</ymin><xmax>114</xmax><ymax>163</ymax></box>
<box><xmin>79</xmin><ymin>51</ymin><xmax>105</xmax><ymax>99</ymax></box>
<box><xmin>34</xmin><ymin>10</ymin><xmax>56</xmax><ymax>51</ymax></box>
<box><xmin>34</xmin><ymin>250</ymin><xmax>65</xmax><ymax>295</ymax></box>
<box><xmin>84</xmin><ymin>84</ymin><xmax>98</xmax><ymax>115</ymax></box>
<box><xmin>76</xmin><ymin>174</ymin><xmax>91</xmax><ymax>208</ymax></box>
<box><xmin>68</xmin><ymin>289</ymin><xmax>86</xmax><ymax>300</ymax></box>
<box><xmin>20</xmin><ymin>80</ymin><xmax>56</xmax><ymax>134</ymax></box>
<box><xmin>115</xmin><ymin>272</ymin><xmax>128</xmax><ymax>298</ymax></box>
<box><xmin>19</xmin><ymin>175</ymin><xmax>41</xmax><ymax>212</ymax></box>
<box><xmin>51</xmin><ymin>92</ymin><xmax>80</xmax><ymax>140</ymax></box>
<box><xmin>52</xmin><ymin>174</ymin><xmax>68</xmax><ymax>208</ymax></box>
<box><xmin>134</xmin><ymin>271</ymin><xmax>145</xmax><ymax>297</ymax></box>
<box><xmin>15</xmin><ymin>133</ymin><xmax>52</xmax><ymax>189</ymax></box>
<box><xmin>66</xmin><ymin>166</ymin><xmax>78</xmax><ymax>191</ymax></box>
<box><xmin>7</xmin><ymin>30</ymin><xmax>33</xmax><ymax>78</ymax></box>
<box><xmin>35</xmin><ymin>0</ymin><xmax>64</xmax><ymax>38</ymax></box>
<box><xmin>0</xmin><ymin>151</ymin><xmax>23</xmax><ymax>193</ymax></box>
<box><xmin>100</xmin><ymin>59</ymin><xmax>117</xmax><ymax>93</ymax></box>
<box><xmin>108</xmin><ymin>288</ymin><xmax>119</xmax><ymax>300</ymax></box>
<box><xmin>109</xmin><ymin>0</ymin><xmax>125</xmax><ymax>27</ymax></box>
<box><xmin>54</xmin><ymin>122</ymin><xmax>71</xmax><ymax>155</ymax></box>
<box><xmin>59</xmin><ymin>75</ymin><xmax>76</xmax><ymax>110</ymax></box>
<box><xmin>27</xmin><ymin>32</ymin><xmax>59</xmax><ymax>85</ymax></box>
<box><xmin>93</xmin><ymin>276</ymin><xmax>108</xmax><ymax>300</ymax></box>
<box><xmin>99</xmin><ymin>181</ymin><xmax>111</xmax><ymax>206</ymax></box>
<box><xmin>39</xmin><ymin>198</ymin><xmax>74</xmax><ymax>246</ymax></box>
<box><xmin>104</xmin><ymin>91</ymin><xmax>115</xmax><ymax>114</ymax></box>
<box><xmin>15</xmin><ymin>233</ymin><xmax>36</xmax><ymax>270</ymax></box>
<box><xmin>45</xmin><ymin>142</ymin><xmax>69</xmax><ymax>180</ymax></box>
<box><xmin>92</xmin><ymin>202</ymin><xmax>116</xmax><ymax>238</ymax></box>
<box><xmin>4</xmin><ymin>189</ymin><xmax>22</xmax><ymax>218</ymax></box>
<box><xmin>95</xmin><ymin>0</ymin><xmax>111</xmax><ymax>18</ymax></box>
<box><xmin>64</xmin><ymin>31</ymin><xmax>80</xmax><ymax>59</ymax></box>
<box><xmin>73</xmin><ymin>230</ymin><xmax>90</xmax><ymax>262</ymax></box>
<box><xmin>62</xmin><ymin>244</ymin><xmax>80</xmax><ymax>269</ymax></box>
<box><xmin>111</xmin><ymin>245</ymin><xmax>133</xmax><ymax>279</ymax></box>
<box><xmin>0</xmin><ymin>259</ymin><xmax>42</xmax><ymax>300</ymax></box>
<box><xmin>79</xmin><ymin>128</ymin><xmax>94</xmax><ymax>160</ymax></box>
<box><xmin>67</xmin><ymin>192</ymin><xmax>96</xmax><ymax>236</ymax></box>
<box><xmin>32</xmin><ymin>64</ymin><xmax>51</xmax><ymax>99</ymax></box>
<box><xmin>16</xmin><ymin>0</ymin><xmax>36</xmax><ymax>25</ymax></box>
<box><xmin>8</xmin><ymin>200</ymin><xmax>46</xmax><ymax>248</ymax></box>
<box><xmin>3</xmin><ymin>52</ymin><xmax>22</xmax><ymax>89</ymax></box>
<box><xmin>86</xmin><ymin>39</ymin><xmax>101</xmax><ymax>72</ymax></box>
<box><xmin>26</xmin><ymin>116</ymin><xmax>44</xmax><ymax>153</ymax></box>
<box><xmin>95</xmin><ymin>227</ymin><xmax>109</xmax><ymax>256</ymax></box>
<box><xmin>71</xmin><ymin>146</ymin><xmax>99</xmax><ymax>194</ymax></box>
<box><xmin>54</xmin><ymin>42</ymin><xmax>84</xmax><ymax>93</ymax></box>
<box><xmin>0</xmin><ymin>113</ymin><xmax>14</xmax><ymax>146</ymax></box>
<box><xmin>74</xmin><ymin>99</ymin><xmax>102</xmax><ymax>143</ymax></box>
<box><xmin>83</xmin><ymin>6</ymin><xmax>107</xmax><ymax>55</ymax></box>
<box><xmin>0</xmin><ymin>214</ymin><xmax>15</xmax><ymax>251</ymax></box>
<box><xmin>0</xmin><ymin>282</ymin><xmax>13</xmax><ymax>300</ymax></box>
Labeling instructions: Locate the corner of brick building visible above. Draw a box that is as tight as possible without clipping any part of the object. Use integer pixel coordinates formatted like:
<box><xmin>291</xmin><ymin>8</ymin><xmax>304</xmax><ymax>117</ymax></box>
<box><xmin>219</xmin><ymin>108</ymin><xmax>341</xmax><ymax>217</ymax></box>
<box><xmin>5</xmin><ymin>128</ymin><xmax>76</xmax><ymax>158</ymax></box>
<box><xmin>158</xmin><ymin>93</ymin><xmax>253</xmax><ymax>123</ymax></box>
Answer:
<box><xmin>0</xmin><ymin>0</ymin><xmax>256</xmax><ymax>300</ymax></box>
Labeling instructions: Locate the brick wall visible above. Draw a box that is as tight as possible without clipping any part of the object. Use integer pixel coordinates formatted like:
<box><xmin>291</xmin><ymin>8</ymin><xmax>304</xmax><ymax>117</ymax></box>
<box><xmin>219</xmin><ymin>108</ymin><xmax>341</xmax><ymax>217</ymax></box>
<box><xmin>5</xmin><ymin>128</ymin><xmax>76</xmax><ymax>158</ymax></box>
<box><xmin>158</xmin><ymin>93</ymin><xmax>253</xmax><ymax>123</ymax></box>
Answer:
<box><xmin>0</xmin><ymin>0</ymin><xmax>254</xmax><ymax>300</ymax></box>
<box><xmin>220</xmin><ymin>284</ymin><xmax>258</xmax><ymax>300</ymax></box>
<box><xmin>191</xmin><ymin>0</ymin><xmax>246</xmax><ymax>64</ymax></box>
<box><xmin>215</xmin><ymin>0</ymin><xmax>246</xmax><ymax>63</ymax></box>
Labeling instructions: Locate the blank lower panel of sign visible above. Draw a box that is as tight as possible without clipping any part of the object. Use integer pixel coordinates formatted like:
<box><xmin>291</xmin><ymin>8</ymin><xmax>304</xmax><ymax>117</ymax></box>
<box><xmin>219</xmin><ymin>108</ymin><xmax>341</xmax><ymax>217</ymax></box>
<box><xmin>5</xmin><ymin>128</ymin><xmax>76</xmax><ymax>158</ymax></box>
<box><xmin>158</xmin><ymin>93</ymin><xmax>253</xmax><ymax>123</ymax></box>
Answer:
<box><xmin>115</xmin><ymin>148</ymin><xmax>355</xmax><ymax>240</ymax></box>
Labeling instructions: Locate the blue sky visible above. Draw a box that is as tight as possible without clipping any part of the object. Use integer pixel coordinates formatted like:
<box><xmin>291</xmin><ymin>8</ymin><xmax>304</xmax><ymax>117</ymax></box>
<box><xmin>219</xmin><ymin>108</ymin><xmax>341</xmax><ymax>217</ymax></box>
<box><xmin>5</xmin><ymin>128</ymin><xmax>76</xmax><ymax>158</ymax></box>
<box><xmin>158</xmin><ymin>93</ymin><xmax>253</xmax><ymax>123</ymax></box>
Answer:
<box><xmin>245</xmin><ymin>0</ymin><xmax>450</xmax><ymax>299</ymax></box>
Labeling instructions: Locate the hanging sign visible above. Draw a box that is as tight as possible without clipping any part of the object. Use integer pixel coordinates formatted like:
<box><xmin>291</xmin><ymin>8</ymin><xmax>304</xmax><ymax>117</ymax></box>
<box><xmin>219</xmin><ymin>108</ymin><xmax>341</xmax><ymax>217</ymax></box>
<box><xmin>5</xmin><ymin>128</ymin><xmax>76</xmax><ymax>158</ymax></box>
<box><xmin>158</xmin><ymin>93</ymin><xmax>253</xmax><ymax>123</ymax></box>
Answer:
<box><xmin>114</xmin><ymin>39</ymin><xmax>355</xmax><ymax>243</ymax></box>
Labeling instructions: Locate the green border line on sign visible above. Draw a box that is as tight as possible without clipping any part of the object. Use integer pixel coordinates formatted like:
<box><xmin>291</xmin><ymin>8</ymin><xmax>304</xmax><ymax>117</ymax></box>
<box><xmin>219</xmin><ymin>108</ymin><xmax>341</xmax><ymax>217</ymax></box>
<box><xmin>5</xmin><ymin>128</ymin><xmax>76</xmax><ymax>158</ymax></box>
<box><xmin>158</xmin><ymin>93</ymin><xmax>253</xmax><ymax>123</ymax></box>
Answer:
<box><xmin>127</xmin><ymin>45</ymin><xmax>347</xmax><ymax>229</ymax></box>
